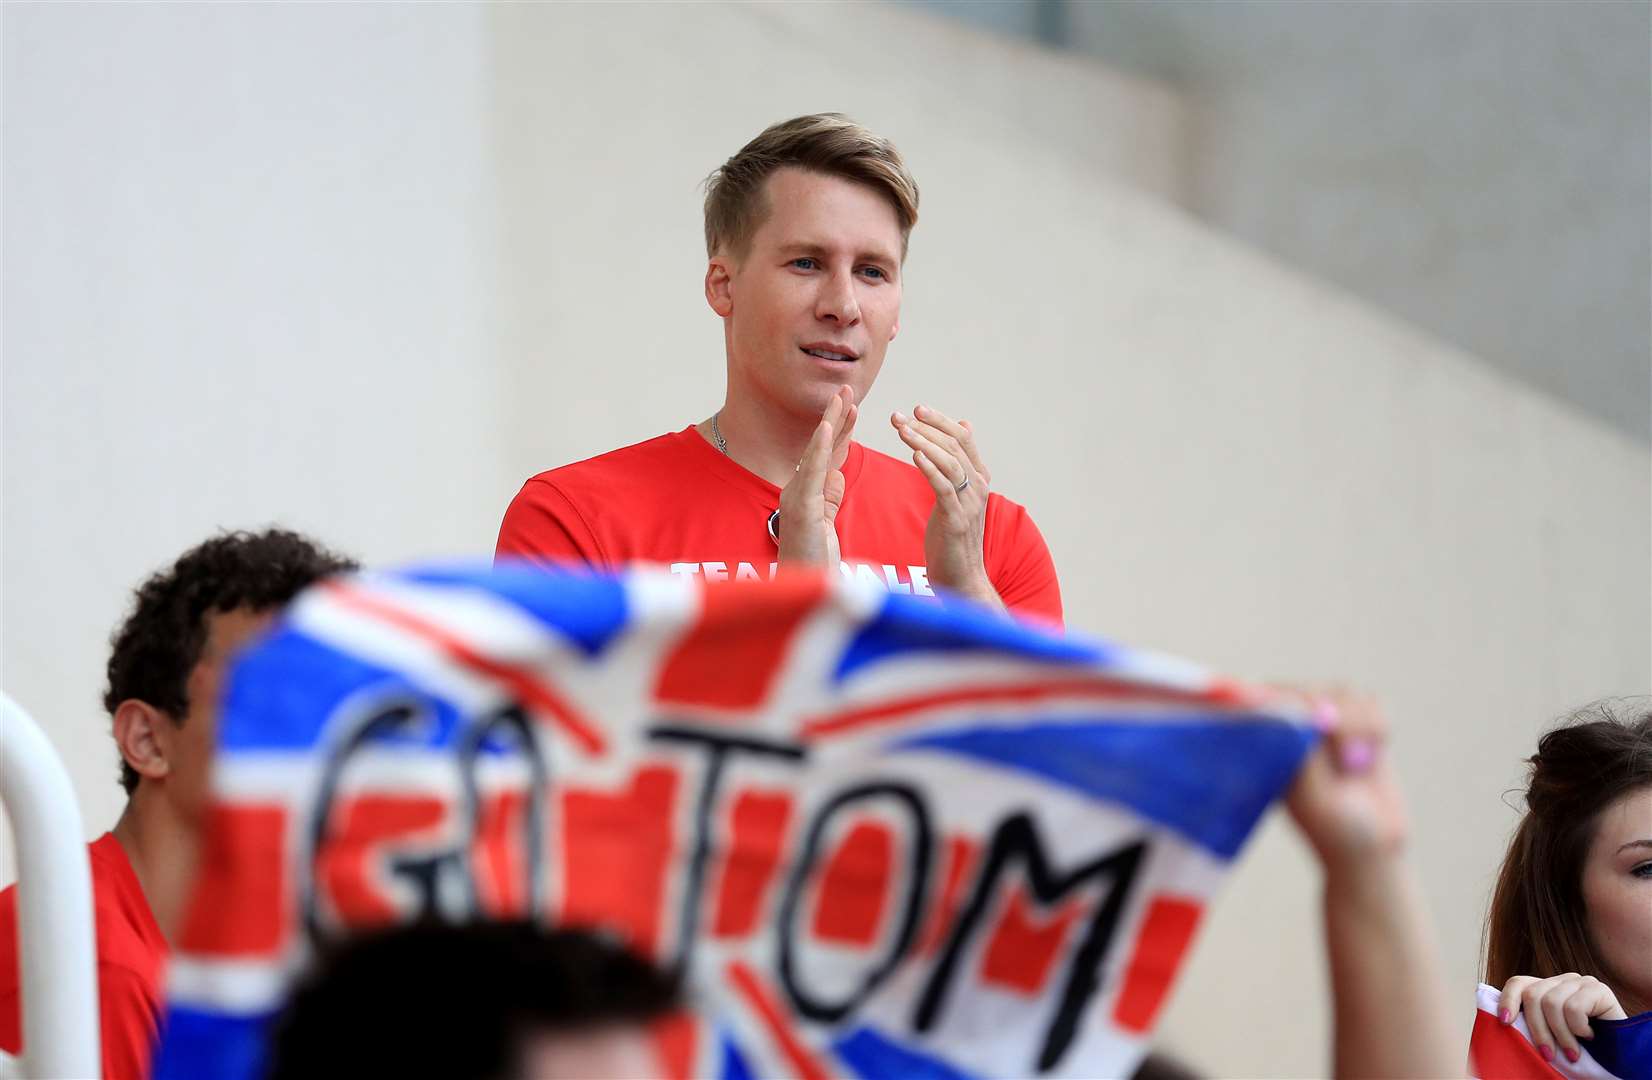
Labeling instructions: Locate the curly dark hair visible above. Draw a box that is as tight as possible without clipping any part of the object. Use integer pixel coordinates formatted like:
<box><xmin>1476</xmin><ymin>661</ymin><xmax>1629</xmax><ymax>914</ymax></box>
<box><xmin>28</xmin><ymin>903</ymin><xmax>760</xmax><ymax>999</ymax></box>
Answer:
<box><xmin>106</xmin><ymin>528</ymin><xmax>358</xmax><ymax>793</ymax></box>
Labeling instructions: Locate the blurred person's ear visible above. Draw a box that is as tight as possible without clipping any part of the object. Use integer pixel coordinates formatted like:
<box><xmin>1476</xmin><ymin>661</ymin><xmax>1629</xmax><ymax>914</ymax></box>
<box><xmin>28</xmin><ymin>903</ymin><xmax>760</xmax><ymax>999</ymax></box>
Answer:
<box><xmin>113</xmin><ymin>699</ymin><xmax>175</xmax><ymax>784</ymax></box>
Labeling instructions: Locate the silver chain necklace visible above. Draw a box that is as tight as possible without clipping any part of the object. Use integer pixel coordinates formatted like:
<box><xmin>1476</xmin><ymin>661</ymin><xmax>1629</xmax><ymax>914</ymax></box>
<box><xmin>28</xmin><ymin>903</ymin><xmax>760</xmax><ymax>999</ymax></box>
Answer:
<box><xmin>710</xmin><ymin>411</ymin><xmax>728</xmax><ymax>454</ymax></box>
<box><xmin>709</xmin><ymin>411</ymin><xmax>780</xmax><ymax>544</ymax></box>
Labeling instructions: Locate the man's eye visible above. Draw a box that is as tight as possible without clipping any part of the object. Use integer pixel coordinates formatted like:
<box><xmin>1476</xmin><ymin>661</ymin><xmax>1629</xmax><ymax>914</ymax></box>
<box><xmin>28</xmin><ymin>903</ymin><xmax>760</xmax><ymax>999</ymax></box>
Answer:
<box><xmin>791</xmin><ymin>258</ymin><xmax>816</xmax><ymax>270</ymax></box>
<box><xmin>859</xmin><ymin>266</ymin><xmax>886</xmax><ymax>280</ymax></box>
<box><xmin>1632</xmin><ymin>861</ymin><xmax>1652</xmax><ymax>879</ymax></box>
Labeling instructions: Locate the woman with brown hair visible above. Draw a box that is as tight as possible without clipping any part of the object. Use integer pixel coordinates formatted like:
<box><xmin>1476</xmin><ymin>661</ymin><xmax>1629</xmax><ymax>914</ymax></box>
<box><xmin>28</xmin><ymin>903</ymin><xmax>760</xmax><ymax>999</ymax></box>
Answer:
<box><xmin>1482</xmin><ymin>701</ymin><xmax>1652</xmax><ymax>1073</ymax></box>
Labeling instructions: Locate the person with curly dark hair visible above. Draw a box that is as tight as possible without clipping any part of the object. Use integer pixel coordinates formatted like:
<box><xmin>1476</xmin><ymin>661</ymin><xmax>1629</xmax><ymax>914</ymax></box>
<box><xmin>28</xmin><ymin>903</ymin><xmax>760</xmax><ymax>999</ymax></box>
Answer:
<box><xmin>0</xmin><ymin>528</ymin><xmax>356</xmax><ymax>1080</ymax></box>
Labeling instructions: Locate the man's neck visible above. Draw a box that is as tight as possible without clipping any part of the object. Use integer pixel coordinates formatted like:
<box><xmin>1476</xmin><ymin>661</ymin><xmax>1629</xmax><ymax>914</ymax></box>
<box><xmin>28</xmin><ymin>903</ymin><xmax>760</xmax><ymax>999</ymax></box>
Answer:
<box><xmin>111</xmin><ymin>788</ymin><xmax>198</xmax><ymax>943</ymax></box>
<box><xmin>699</xmin><ymin>395</ymin><xmax>830</xmax><ymax>489</ymax></box>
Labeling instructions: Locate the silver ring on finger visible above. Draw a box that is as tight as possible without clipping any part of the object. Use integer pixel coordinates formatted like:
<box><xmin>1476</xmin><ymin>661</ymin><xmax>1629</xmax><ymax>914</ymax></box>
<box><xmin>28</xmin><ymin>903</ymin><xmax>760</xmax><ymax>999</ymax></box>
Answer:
<box><xmin>954</xmin><ymin>474</ymin><xmax>970</xmax><ymax>494</ymax></box>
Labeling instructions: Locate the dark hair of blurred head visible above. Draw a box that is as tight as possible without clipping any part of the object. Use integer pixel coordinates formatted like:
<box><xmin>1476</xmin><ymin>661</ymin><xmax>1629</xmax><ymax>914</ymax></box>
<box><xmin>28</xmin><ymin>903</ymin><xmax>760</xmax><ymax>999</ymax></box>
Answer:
<box><xmin>263</xmin><ymin>921</ymin><xmax>681</xmax><ymax>1080</ymax></box>
<box><xmin>105</xmin><ymin>528</ymin><xmax>358</xmax><ymax>793</ymax></box>
<box><xmin>1484</xmin><ymin>699</ymin><xmax>1652</xmax><ymax>985</ymax></box>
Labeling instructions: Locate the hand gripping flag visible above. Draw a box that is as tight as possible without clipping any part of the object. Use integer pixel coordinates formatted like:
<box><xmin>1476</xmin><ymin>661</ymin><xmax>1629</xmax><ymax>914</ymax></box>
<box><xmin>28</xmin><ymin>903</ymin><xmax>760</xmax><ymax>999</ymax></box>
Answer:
<box><xmin>154</xmin><ymin>564</ymin><xmax>1317</xmax><ymax>1080</ymax></box>
<box><xmin>1470</xmin><ymin>984</ymin><xmax>1652</xmax><ymax>1080</ymax></box>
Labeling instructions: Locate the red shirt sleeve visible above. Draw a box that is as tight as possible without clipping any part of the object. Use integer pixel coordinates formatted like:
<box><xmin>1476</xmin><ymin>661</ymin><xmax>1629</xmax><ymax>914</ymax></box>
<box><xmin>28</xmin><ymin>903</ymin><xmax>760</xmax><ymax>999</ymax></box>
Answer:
<box><xmin>984</xmin><ymin>496</ymin><xmax>1064</xmax><ymax>629</ymax></box>
<box><xmin>1</xmin><ymin>967</ymin><xmax>163</xmax><ymax>1080</ymax></box>
<box><xmin>0</xmin><ymin>992</ymin><xmax>17</xmax><ymax>1059</ymax></box>
<box><xmin>495</xmin><ymin>478</ymin><xmax>608</xmax><ymax>569</ymax></box>
<box><xmin>0</xmin><ymin>885</ymin><xmax>18</xmax><ymax>1058</ymax></box>
<box><xmin>96</xmin><ymin>964</ymin><xmax>162</xmax><ymax>1080</ymax></box>
<box><xmin>0</xmin><ymin>839</ymin><xmax>165</xmax><ymax>1080</ymax></box>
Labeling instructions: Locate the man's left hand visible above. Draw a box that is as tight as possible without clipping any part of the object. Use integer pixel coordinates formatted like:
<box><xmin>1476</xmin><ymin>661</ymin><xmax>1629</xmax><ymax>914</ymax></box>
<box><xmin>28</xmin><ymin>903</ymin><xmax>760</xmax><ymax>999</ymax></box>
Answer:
<box><xmin>891</xmin><ymin>405</ymin><xmax>1003</xmax><ymax>612</ymax></box>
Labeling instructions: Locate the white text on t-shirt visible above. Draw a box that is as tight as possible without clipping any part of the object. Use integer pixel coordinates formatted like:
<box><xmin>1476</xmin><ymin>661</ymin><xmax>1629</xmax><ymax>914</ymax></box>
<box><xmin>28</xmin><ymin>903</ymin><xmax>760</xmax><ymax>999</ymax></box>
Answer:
<box><xmin>666</xmin><ymin>561</ymin><xmax>934</xmax><ymax>596</ymax></box>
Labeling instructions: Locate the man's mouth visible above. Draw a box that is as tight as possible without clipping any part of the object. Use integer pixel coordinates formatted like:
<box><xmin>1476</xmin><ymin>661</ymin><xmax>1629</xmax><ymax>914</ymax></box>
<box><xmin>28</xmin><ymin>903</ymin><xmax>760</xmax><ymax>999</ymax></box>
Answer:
<box><xmin>801</xmin><ymin>344</ymin><xmax>858</xmax><ymax>362</ymax></box>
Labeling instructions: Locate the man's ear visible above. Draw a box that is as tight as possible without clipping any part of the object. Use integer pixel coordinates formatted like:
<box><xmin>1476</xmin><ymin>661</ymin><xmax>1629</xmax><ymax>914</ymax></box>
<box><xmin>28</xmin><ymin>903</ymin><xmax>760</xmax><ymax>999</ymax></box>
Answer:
<box><xmin>113</xmin><ymin>699</ymin><xmax>174</xmax><ymax>785</ymax></box>
<box><xmin>705</xmin><ymin>257</ymin><xmax>734</xmax><ymax>318</ymax></box>
<box><xmin>889</xmin><ymin>318</ymin><xmax>900</xmax><ymax>342</ymax></box>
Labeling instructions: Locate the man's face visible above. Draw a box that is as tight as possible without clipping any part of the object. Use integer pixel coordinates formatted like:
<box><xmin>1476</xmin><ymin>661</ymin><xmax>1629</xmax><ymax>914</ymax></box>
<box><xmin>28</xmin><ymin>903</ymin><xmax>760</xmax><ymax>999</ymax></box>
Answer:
<box><xmin>715</xmin><ymin>167</ymin><xmax>904</xmax><ymax>422</ymax></box>
<box><xmin>164</xmin><ymin>606</ymin><xmax>277</xmax><ymax>822</ymax></box>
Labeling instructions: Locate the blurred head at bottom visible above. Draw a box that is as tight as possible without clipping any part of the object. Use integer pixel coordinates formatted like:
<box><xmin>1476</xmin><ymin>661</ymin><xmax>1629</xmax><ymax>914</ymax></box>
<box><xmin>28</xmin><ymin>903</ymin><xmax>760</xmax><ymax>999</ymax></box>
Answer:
<box><xmin>263</xmin><ymin>920</ymin><xmax>681</xmax><ymax>1080</ymax></box>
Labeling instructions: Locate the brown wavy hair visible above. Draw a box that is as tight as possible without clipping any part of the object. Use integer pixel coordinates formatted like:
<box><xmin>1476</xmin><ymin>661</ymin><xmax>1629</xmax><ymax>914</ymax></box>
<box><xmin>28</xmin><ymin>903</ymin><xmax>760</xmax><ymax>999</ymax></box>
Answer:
<box><xmin>1483</xmin><ymin>700</ymin><xmax>1652</xmax><ymax>987</ymax></box>
<box><xmin>703</xmin><ymin>113</ymin><xmax>919</xmax><ymax>262</ymax></box>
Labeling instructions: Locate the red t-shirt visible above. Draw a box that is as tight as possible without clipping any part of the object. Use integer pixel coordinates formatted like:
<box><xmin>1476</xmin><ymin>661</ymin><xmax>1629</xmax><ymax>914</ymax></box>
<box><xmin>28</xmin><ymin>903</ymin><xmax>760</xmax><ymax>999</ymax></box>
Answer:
<box><xmin>0</xmin><ymin>833</ymin><xmax>168</xmax><ymax>1080</ymax></box>
<box><xmin>496</xmin><ymin>427</ymin><xmax>1063</xmax><ymax>626</ymax></box>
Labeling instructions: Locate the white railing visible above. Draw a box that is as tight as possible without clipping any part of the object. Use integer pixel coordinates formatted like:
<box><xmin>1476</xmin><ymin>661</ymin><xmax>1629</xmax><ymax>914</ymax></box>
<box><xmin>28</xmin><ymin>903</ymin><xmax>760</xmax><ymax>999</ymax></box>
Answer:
<box><xmin>0</xmin><ymin>693</ymin><xmax>99</xmax><ymax>1079</ymax></box>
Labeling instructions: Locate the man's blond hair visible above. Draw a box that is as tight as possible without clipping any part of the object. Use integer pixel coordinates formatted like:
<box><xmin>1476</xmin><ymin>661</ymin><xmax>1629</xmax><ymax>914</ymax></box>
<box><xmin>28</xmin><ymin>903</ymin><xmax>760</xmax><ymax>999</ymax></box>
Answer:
<box><xmin>703</xmin><ymin>113</ymin><xmax>920</xmax><ymax>262</ymax></box>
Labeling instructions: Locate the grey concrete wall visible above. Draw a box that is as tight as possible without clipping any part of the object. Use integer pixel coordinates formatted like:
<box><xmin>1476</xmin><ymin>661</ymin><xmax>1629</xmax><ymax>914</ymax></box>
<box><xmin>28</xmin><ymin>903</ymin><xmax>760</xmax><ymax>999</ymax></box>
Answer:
<box><xmin>1065</xmin><ymin>0</ymin><xmax>1652</xmax><ymax>444</ymax></box>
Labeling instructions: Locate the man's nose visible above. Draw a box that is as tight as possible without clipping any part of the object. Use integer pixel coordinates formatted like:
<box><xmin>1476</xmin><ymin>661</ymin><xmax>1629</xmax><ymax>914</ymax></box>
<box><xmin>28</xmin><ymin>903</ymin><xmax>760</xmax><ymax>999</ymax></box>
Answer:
<box><xmin>815</xmin><ymin>270</ymin><xmax>861</xmax><ymax>325</ymax></box>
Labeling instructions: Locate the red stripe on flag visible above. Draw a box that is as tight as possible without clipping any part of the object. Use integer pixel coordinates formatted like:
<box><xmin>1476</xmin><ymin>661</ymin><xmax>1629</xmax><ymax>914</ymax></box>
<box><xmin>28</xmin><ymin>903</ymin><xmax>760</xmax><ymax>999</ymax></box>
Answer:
<box><xmin>810</xmin><ymin>818</ymin><xmax>894</xmax><ymax>947</ymax></box>
<box><xmin>321</xmin><ymin>580</ymin><xmax>606</xmax><ymax>754</ymax></box>
<box><xmin>979</xmin><ymin>886</ymin><xmax>1085</xmax><ymax>996</ymax></box>
<box><xmin>649</xmin><ymin>1011</ymin><xmax>701</xmax><ymax>1080</ymax></box>
<box><xmin>1469</xmin><ymin>1008</ymin><xmax>1567</xmax><ymax>1079</ymax></box>
<box><xmin>653</xmin><ymin>576</ymin><xmax>829</xmax><ymax>711</ymax></box>
<box><xmin>558</xmin><ymin>765</ymin><xmax>679</xmax><ymax>959</ymax></box>
<box><xmin>1111</xmin><ymin>895</ymin><xmax>1204</xmax><ymax>1033</ymax></box>
<box><xmin>712</xmin><ymin>790</ymin><xmax>794</xmax><ymax>937</ymax></box>
<box><xmin>800</xmin><ymin>677</ymin><xmax>1258</xmax><ymax>741</ymax></box>
<box><xmin>915</xmin><ymin>834</ymin><xmax>980</xmax><ymax>957</ymax></box>
<box><xmin>475</xmin><ymin>790</ymin><xmax>531</xmax><ymax>917</ymax></box>
<box><xmin>315</xmin><ymin>794</ymin><xmax>447</xmax><ymax>927</ymax></box>
<box><xmin>178</xmin><ymin>803</ymin><xmax>289</xmax><ymax>956</ymax></box>
<box><xmin>726</xmin><ymin>960</ymin><xmax>833</xmax><ymax>1080</ymax></box>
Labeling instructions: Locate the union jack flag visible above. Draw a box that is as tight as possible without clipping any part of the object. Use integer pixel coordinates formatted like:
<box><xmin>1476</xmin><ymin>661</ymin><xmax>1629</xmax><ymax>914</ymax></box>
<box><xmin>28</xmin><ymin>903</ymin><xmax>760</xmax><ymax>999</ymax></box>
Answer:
<box><xmin>154</xmin><ymin>564</ymin><xmax>1317</xmax><ymax>1080</ymax></box>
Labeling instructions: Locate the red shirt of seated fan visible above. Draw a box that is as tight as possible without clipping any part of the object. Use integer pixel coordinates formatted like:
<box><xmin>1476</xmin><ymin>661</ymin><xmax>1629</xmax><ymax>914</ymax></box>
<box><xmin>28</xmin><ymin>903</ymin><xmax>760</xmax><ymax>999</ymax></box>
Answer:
<box><xmin>496</xmin><ymin>428</ymin><xmax>1064</xmax><ymax>627</ymax></box>
<box><xmin>0</xmin><ymin>833</ymin><xmax>168</xmax><ymax>1080</ymax></box>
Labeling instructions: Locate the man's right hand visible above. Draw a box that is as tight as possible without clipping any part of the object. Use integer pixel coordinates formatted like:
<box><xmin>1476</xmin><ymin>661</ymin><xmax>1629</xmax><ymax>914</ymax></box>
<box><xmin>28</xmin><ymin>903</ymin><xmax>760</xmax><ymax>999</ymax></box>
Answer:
<box><xmin>776</xmin><ymin>385</ymin><xmax>857</xmax><ymax>572</ymax></box>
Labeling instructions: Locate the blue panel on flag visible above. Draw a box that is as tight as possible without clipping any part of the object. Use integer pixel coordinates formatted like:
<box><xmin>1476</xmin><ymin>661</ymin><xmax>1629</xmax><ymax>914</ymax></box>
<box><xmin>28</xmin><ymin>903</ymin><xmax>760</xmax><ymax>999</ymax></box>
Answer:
<box><xmin>835</xmin><ymin>592</ymin><xmax>1104</xmax><ymax>682</ymax></box>
<box><xmin>719</xmin><ymin>1032</ymin><xmax>757</xmax><ymax>1080</ymax></box>
<box><xmin>221</xmin><ymin>629</ymin><xmax>535</xmax><ymax>757</ymax></box>
<box><xmin>833</xmin><ymin>1026</ymin><xmax>978</xmax><ymax>1080</ymax></box>
<box><xmin>217</xmin><ymin>632</ymin><xmax>417</xmax><ymax>752</ymax></box>
<box><xmin>1588</xmin><ymin>1012</ymin><xmax>1652</xmax><ymax>1080</ymax></box>
<box><xmin>408</xmin><ymin>562</ymin><xmax>630</xmax><ymax>656</ymax></box>
<box><xmin>893</xmin><ymin>718</ymin><xmax>1317</xmax><ymax>859</ymax></box>
<box><xmin>152</xmin><ymin>1007</ymin><xmax>274</xmax><ymax>1080</ymax></box>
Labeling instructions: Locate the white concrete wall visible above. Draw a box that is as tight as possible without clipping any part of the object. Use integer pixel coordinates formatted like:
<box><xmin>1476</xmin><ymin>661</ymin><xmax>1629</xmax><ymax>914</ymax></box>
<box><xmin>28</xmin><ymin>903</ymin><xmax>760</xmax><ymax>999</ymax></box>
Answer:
<box><xmin>5</xmin><ymin>3</ymin><xmax>1648</xmax><ymax>1076</ymax></box>
<box><xmin>2</xmin><ymin>2</ymin><xmax>510</xmax><ymax>865</ymax></box>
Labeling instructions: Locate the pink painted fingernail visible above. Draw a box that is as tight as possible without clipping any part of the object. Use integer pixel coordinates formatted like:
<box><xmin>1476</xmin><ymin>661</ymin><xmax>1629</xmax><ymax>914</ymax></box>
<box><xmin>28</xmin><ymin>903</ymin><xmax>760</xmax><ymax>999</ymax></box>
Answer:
<box><xmin>1538</xmin><ymin>1045</ymin><xmax>1554</xmax><ymax>1063</ymax></box>
<box><xmin>1565</xmin><ymin>1048</ymin><xmax>1580</xmax><ymax>1064</ymax></box>
<box><xmin>1498</xmin><ymin>1009</ymin><xmax>1512</xmax><ymax>1024</ymax></box>
<box><xmin>1338</xmin><ymin>738</ymin><xmax>1375</xmax><ymax>773</ymax></box>
<box><xmin>1311</xmin><ymin>699</ymin><xmax>1341</xmax><ymax>732</ymax></box>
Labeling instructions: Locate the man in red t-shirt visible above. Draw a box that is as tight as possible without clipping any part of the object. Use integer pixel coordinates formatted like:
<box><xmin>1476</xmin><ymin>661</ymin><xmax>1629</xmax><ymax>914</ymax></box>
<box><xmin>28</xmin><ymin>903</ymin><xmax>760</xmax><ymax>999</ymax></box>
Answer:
<box><xmin>497</xmin><ymin>114</ymin><xmax>1062</xmax><ymax>626</ymax></box>
<box><xmin>0</xmin><ymin>530</ymin><xmax>356</xmax><ymax>1080</ymax></box>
